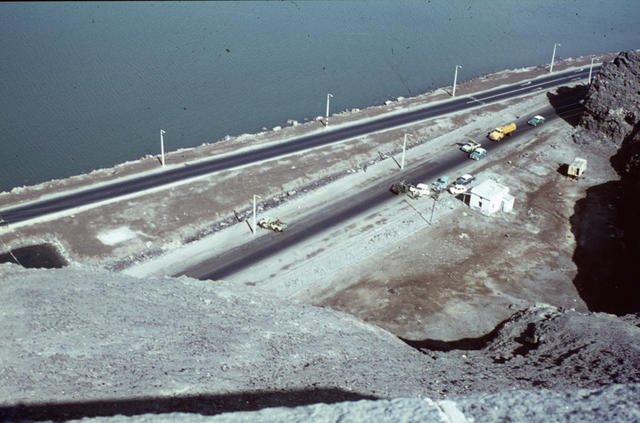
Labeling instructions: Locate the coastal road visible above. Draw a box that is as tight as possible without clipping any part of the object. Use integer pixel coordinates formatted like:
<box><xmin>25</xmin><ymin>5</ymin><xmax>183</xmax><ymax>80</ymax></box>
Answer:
<box><xmin>179</xmin><ymin>95</ymin><xmax>586</xmax><ymax>281</ymax></box>
<box><xmin>0</xmin><ymin>65</ymin><xmax>598</xmax><ymax>226</ymax></box>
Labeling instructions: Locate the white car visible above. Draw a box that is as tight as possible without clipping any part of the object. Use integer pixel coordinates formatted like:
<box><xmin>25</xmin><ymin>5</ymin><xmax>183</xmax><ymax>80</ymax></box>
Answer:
<box><xmin>460</xmin><ymin>141</ymin><xmax>481</xmax><ymax>153</ymax></box>
<box><xmin>408</xmin><ymin>183</ymin><xmax>430</xmax><ymax>199</ymax></box>
<box><xmin>449</xmin><ymin>184</ymin><xmax>468</xmax><ymax>195</ymax></box>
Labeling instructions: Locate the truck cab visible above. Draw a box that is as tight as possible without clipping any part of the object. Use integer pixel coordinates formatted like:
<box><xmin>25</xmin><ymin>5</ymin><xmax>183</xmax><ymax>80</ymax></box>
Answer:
<box><xmin>488</xmin><ymin>123</ymin><xmax>516</xmax><ymax>141</ymax></box>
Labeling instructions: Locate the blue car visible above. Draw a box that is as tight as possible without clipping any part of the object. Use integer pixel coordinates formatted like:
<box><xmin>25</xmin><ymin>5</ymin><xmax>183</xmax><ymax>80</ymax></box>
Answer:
<box><xmin>527</xmin><ymin>115</ymin><xmax>546</xmax><ymax>126</ymax></box>
<box><xmin>469</xmin><ymin>148</ymin><xmax>487</xmax><ymax>160</ymax></box>
<box><xmin>455</xmin><ymin>174</ymin><xmax>476</xmax><ymax>185</ymax></box>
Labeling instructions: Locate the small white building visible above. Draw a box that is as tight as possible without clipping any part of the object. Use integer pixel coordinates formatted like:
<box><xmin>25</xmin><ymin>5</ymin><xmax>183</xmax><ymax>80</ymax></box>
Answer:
<box><xmin>568</xmin><ymin>157</ymin><xmax>587</xmax><ymax>177</ymax></box>
<box><xmin>468</xmin><ymin>179</ymin><xmax>514</xmax><ymax>216</ymax></box>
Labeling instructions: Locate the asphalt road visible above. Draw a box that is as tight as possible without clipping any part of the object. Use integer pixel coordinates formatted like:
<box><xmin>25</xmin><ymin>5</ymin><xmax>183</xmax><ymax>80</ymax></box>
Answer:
<box><xmin>178</xmin><ymin>93</ymin><xmax>586</xmax><ymax>281</ymax></box>
<box><xmin>0</xmin><ymin>65</ymin><xmax>597</xmax><ymax>226</ymax></box>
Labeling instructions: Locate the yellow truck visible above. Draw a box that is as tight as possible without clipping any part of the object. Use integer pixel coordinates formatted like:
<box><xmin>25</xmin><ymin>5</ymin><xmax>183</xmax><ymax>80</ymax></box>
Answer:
<box><xmin>488</xmin><ymin>122</ymin><xmax>517</xmax><ymax>141</ymax></box>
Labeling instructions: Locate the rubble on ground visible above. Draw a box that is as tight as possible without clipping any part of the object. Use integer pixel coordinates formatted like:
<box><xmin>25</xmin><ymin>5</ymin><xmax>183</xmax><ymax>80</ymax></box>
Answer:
<box><xmin>1</xmin><ymin>266</ymin><xmax>638</xmax><ymax>422</ymax></box>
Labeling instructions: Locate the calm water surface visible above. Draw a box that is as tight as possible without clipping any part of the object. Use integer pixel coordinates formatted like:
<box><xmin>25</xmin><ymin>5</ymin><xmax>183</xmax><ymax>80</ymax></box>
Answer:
<box><xmin>1</xmin><ymin>1</ymin><xmax>639</xmax><ymax>192</ymax></box>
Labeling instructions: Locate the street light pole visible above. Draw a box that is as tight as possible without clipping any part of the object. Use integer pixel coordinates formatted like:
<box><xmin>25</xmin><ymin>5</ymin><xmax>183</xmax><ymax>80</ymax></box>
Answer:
<box><xmin>588</xmin><ymin>56</ymin><xmax>595</xmax><ymax>84</ymax></box>
<box><xmin>325</xmin><ymin>93</ymin><xmax>333</xmax><ymax>126</ymax></box>
<box><xmin>400</xmin><ymin>133</ymin><xmax>407</xmax><ymax>169</ymax></box>
<box><xmin>452</xmin><ymin>65</ymin><xmax>462</xmax><ymax>97</ymax></box>
<box><xmin>252</xmin><ymin>194</ymin><xmax>260</xmax><ymax>235</ymax></box>
<box><xmin>550</xmin><ymin>43</ymin><xmax>561</xmax><ymax>73</ymax></box>
<box><xmin>160</xmin><ymin>129</ymin><xmax>166</xmax><ymax>167</ymax></box>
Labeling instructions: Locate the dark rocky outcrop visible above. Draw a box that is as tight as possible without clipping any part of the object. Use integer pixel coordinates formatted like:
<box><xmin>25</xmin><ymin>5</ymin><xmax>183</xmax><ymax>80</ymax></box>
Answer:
<box><xmin>576</xmin><ymin>49</ymin><xmax>640</xmax><ymax>146</ymax></box>
<box><xmin>571</xmin><ymin>50</ymin><xmax>640</xmax><ymax>314</ymax></box>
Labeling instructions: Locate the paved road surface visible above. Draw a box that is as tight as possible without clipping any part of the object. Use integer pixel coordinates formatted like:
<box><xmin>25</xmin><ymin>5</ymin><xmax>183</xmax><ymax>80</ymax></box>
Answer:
<box><xmin>0</xmin><ymin>66</ymin><xmax>596</xmax><ymax>226</ymax></box>
<box><xmin>179</xmin><ymin>94</ymin><xmax>586</xmax><ymax>281</ymax></box>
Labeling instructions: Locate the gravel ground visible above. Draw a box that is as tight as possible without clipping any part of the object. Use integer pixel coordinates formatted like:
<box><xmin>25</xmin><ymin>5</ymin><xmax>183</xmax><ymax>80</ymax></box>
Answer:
<box><xmin>1</xmin><ymin>265</ymin><xmax>638</xmax><ymax>422</ymax></box>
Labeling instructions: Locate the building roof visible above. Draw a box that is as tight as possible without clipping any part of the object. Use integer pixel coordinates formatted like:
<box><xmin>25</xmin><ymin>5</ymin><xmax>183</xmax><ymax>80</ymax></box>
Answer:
<box><xmin>570</xmin><ymin>157</ymin><xmax>587</xmax><ymax>167</ymax></box>
<box><xmin>469</xmin><ymin>179</ymin><xmax>509</xmax><ymax>200</ymax></box>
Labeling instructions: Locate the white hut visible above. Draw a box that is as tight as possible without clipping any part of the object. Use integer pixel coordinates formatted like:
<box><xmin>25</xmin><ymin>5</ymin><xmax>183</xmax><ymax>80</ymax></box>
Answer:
<box><xmin>468</xmin><ymin>179</ymin><xmax>514</xmax><ymax>216</ymax></box>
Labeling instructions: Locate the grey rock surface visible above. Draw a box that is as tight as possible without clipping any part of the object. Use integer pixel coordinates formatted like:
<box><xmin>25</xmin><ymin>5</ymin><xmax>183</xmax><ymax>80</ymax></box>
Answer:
<box><xmin>1</xmin><ymin>265</ymin><xmax>639</xmax><ymax>422</ymax></box>
<box><xmin>578</xmin><ymin>49</ymin><xmax>640</xmax><ymax>146</ymax></box>
<box><xmin>403</xmin><ymin>305</ymin><xmax>640</xmax><ymax>395</ymax></box>
<box><xmin>571</xmin><ymin>50</ymin><xmax>640</xmax><ymax>314</ymax></box>
<box><xmin>29</xmin><ymin>384</ymin><xmax>640</xmax><ymax>423</ymax></box>
<box><xmin>0</xmin><ymin>265</ymin><xmax>432</xmax><ymax>405</ymax></box>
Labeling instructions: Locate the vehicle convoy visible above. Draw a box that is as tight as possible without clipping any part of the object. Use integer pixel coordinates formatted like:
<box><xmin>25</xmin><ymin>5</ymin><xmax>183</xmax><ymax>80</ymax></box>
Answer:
<box><xmin>391</xmin><ymin>181</ymin><xmax>429</xmax><ymax>199</ymax></box>
<box><xmin>469</xmin><ymin>148</ymin><xmax>487</xmax><ymax>160</ymax></box>
<box><xmin>527</xmin><ymin>115</ymin><xmax>546</xmax><ymax>126</ymax></box>
<box><xmin>449</xmin><ymin>174</ymin><xmax>475</xmax><ymax>195</ymax></box>
<box><xmin>258</xmin><ymin>217</ymin><xmax>287</xmax><ymax>232</ymax></box>
<box><xmin>488</xmin><ymin>122</ymin><xmax>516</xmax><ymax>141</ymax></box>
<box><xmin>460</xmin><ymin>140</ymin><xmax>481</xmax><ymax>153</ymax></box>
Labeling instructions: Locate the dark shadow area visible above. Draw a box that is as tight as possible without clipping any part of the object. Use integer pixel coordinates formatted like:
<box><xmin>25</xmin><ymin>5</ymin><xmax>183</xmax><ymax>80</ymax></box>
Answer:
<box><xmin>569</xmin><ymin>181</ymin><xmax>633</xmax><ymax>313</ymax></box>
<box><xmin>0</xmin><ymin>388</ymin><xmax>377</xmax><ymax>422</ymax></box>
<box><xmin>0</xmin><ymin>243</ymin><xmax>67</xmax><ymax>269</ymax></box>
<box><xmin>569</xmin><ymin>123</ymin><xmax>640</xmax><ymax>314</ymax></box>
<box><xmin>556</xmin><ymin>163</ymin><xmax>569</xmax><ymax>176</ymax></box>
<box><xmin>546</xmin><ymin>84</ymin><xmax>588</xmax><ymax>127</ymax></box>
<box><xmin>512</xmin><ymin>323</ymin><xmax>540</xmax><ymax>356</ymax></box>
<box><xmin>400</xmin><ymin>317</ymin><xmax>511</xmax><ymax>352</ymax></box>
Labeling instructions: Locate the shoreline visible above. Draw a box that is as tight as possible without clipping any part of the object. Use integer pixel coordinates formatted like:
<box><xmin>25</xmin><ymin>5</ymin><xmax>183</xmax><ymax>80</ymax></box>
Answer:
<box><xmin>0</xmin><ymin>52</ymin><xmax>617</xmax><ymax>209</ymax></box>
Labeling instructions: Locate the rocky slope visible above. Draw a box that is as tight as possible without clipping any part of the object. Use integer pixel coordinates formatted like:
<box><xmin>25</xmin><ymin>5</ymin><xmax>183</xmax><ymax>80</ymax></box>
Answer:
<box><xmin>1</xmin><ymin>265</ymin><xmax>639</xmax><ymax>421</ymax></box>
<box><xmin>578</xmin><ymin>50</ymin><xmax>640</xmax><ymax>146</ymax></box>
<box><xmin>49</xmin><ymin>384</ymin><xmax>640</xmax><ymax>423</ymax></box>
<box><xmin>572</xmin><ymin>50</ymin><xmax>640</xmax><ymax>314</ymax></box>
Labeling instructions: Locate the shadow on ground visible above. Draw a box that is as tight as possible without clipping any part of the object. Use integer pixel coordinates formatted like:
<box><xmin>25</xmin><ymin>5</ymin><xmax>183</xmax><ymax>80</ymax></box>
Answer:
<box><xmin>546</xmin><ymin>85</ymin><xmax>588</xmax><ymax>127</ymax></box>
<box><xmin>0</xmin><ymin>243</ymin><xmax>67</xmax><ymax>269</ymax></box>
<box><xmin>0</xmin><ymin>388</ymin><xmax>377</xmax><ymax>422</ymax></box>
<box><xmin>401</xmin><ymin>316</ymin><xmax>511</xmax><ymax>352</ymax></box>
<box><xmin>569</xmin><ymin>123</ymin><xmax>640</xmax><ymax>314</ymax></box>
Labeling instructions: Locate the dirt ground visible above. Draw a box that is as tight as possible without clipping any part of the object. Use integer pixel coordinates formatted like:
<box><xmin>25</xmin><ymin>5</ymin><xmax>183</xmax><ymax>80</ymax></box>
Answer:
<box><xmin>0</xmin><ymin>53</ymin><xmax>620</xmax><ymax>340</ymax></box>
<box><xmin>306</xmin><ymin>124</ymin><xmax>619</xmax><ymax>340</ymax></box>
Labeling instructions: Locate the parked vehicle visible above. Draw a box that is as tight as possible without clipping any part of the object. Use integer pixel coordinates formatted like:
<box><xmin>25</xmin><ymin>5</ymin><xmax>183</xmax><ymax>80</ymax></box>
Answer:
<box><xmin>432</xmin><ymin>176</ymin><xmax>450</xmax><ymax>193</ymax></box>
<box><xmin>469</xmin><ymin>148</ymin><xmax>487</xmax><ymax>160</ymax></box>
<box><xmin>527</xmin><ymin>115</ymin><xmax>546</xmax><ymax>126</ymax></box>
<box><xmin>460</xmin><ymin>140</ymin><xmax>481</xmax><ymax>153</ymax></box>
<box><xmin>258</xmin><ymin>217</ymin><xmax>287</xmax><ymax>232</ymax></box>
<box><xmin>390</xmin><ymin>181</ymin><xmax>412</xmax><ymax>195</ymax></box>
<box><xmin>408</xmin><ymin>183</ymin><xmax>430</xmax><ymax>199</ymax></box>
<box><xmin>488</xmin><ymin>122</ymin><xmax>517</xmax><ymax>141</ymax></box>
<box><xmin>455</xmin><ymin>174</ymin><xmax>476</xmax><ymax>185</ymax></box>
<box><xmin>449</xmin><ymin>184</ymin><xmax>468</xmax><ymax>195</ymax></box>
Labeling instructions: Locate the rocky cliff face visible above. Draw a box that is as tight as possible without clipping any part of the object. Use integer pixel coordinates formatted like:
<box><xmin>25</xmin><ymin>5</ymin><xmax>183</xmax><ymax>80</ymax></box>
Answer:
<box><xmin>572</xmin><ymin>50</ymin><xmax>640</xmax><ymax>314</ymax></box>
<box><xmin>578</xmin><ymin>49</ymin><xmax>640</xmax><ymax>147</ymax></box>
<box><xmin>577</xmin><ymin>49</ymin><xmax>640</xmax><ymax>179</ymax></box>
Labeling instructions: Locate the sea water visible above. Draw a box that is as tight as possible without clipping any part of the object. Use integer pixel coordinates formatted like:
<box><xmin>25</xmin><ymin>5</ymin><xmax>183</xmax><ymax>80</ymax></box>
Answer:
<box><xmin>1</xmin><ymin>1</ymin><xmax>639</xmax><ymax>192</ymax></box>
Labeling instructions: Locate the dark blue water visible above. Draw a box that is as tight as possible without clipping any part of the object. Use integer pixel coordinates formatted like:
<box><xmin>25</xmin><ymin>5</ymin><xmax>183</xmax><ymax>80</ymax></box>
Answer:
<box><xmin>1</xmin><ymin>1</ymin><xmax>639</xmax><ymax>192</ymax></box>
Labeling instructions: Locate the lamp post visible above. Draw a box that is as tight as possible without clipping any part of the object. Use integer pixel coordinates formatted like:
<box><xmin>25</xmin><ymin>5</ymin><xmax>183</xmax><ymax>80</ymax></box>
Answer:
<box><xmin>588</xmin><ymin>56</ymin><xmax>595</xmax><ymax>84</ymax></box>
<box><xmin>400</xmin><ymin>133</ymin><xmax>408</xmax><ymax>169</ymax></box>
<box><xmin>550</xmin><ymin>43</ymin><xmax>561</xmax><ymax>73</ymax></box>
<box><xmin>160</xmin><ymin>129</ymin><xmax>166</xmax><ymax>167</ymax></box>
<box><xmin>252</xmin><ymin>194</ymin><xmax>260</xmax><ymax>235</ymax></box>
<box><xmin>452</xmin><ymin>65</ymin><xmax>462</xmax><ymax>97</ymax></box>
<box><xmin>325</xmin><ymin>93</ymin><xmax>333</xmax><ymax>126</ymax></box>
